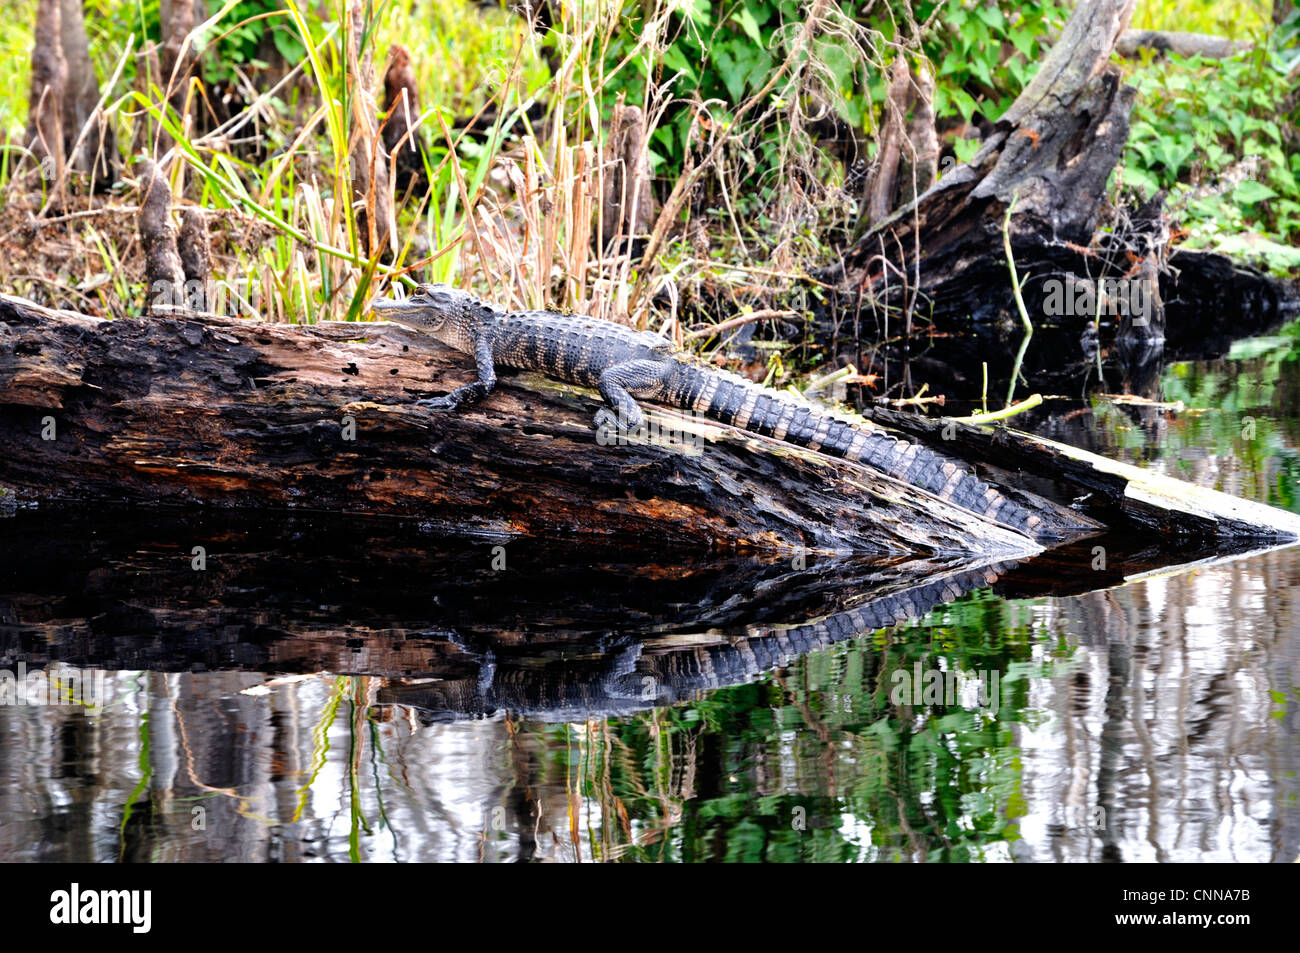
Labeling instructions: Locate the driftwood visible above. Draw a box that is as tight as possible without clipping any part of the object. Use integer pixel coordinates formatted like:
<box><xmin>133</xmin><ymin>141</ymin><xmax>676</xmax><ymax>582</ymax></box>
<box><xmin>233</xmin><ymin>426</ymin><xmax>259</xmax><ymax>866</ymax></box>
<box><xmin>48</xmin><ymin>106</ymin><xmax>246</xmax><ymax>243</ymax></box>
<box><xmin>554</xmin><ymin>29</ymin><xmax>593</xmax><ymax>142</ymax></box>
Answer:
<box><xmin>3</xmin><ymin>294</ymin><xmax>1298</xmax><ymax>559</ymax></box>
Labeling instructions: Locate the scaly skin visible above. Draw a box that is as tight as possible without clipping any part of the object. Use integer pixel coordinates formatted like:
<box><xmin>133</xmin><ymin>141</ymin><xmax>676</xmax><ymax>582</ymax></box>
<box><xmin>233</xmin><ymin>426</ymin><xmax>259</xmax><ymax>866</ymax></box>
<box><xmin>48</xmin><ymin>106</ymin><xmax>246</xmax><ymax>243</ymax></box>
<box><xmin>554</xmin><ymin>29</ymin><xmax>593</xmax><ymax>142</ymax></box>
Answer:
<box><xmin>371</xmin><ymin>284</ymin><xmax>1040</xmax><ymax>536</ymax></box>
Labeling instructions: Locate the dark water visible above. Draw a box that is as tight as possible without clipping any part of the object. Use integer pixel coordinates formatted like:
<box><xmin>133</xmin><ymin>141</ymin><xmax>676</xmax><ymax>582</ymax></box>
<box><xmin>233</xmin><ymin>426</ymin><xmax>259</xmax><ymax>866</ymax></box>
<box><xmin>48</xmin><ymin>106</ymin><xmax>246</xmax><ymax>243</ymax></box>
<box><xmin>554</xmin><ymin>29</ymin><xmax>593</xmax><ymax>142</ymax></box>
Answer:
<box><xmin>2</xmin><ymin>330</ymin><xmax>1299</xmax><ymax>862</ymax></box>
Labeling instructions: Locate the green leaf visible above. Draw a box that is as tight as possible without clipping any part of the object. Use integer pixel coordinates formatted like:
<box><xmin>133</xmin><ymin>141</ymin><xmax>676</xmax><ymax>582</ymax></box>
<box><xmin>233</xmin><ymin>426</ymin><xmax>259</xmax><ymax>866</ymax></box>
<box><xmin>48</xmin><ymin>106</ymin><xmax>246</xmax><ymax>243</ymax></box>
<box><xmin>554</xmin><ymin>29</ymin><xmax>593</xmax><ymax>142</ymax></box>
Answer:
<box><xmin>953</xmin><ymin>137</ymin><xmax>981</xmax><ymax>163</ymax></box>
<box><xmin>948</xmin><ymin>88</ymin><xmax>978</xmax><ymax>123</ymax></box>
<box><xmin>1009</xmin><ymin>27</ymin><xmax>1036</xmax><ymax>59</ymax></box>
<box><xmin>661</xmin><ymin>44</ymin><xmax>697</xmax><ymax>83</ymax></box>
<box><xmin>1233</xmin><ymin>180</ymin><xmax>1277</xmax><ymax>203</ymax></box>
<box><xmin>716</xmin><ymin>48</ymin><xmax>746</xmax><ymax>102</ymax></box>
<box><xmin>975</xmin><ymin>6</ymin><xmax>1004</xmax><ymax>30</ymax></box>
<box><xmin>1123</xmin><ymin>165</ymin><xmax>1160</xmax><ymax>199</ymax></box>
<box><xmin>732</xmin><ymin>7</ymin><xmax>764</xmax><ymax>47</ymax></box>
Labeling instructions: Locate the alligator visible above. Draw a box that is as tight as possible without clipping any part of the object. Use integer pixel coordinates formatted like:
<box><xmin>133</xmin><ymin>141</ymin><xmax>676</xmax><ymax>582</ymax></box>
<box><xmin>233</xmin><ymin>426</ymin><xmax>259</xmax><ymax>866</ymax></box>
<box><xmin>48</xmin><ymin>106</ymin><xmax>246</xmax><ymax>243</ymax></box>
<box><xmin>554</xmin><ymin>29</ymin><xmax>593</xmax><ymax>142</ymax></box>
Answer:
<box><xmin>370</xmin><ymin>284</ymin><xmax>1040</xmax><ymax>537</ymax></box>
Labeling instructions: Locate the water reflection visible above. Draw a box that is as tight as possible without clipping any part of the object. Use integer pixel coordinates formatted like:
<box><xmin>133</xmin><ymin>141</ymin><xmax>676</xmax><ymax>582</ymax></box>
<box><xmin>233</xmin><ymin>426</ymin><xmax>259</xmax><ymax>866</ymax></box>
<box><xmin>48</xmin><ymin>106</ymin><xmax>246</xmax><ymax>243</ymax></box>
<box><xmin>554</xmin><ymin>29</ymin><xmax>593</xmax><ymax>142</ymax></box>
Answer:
<box><xmin>2</xmin><ymin>327</ymin><xmax>1300</xmax><ymax>862</ymax></box>
<box><xmin>0</xmin><ymin>508</ymin><xmax>1295</xmax><ymax>862</ymax></box>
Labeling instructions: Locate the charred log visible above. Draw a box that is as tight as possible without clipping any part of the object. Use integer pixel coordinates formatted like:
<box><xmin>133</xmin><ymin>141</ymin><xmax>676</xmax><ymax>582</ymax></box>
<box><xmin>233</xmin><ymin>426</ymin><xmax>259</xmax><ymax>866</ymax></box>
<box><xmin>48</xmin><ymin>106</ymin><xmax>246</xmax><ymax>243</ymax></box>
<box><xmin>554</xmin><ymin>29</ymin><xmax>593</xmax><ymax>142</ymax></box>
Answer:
<box><xmin>2</xmin><ymin>295</ymin><xmax>1297</xmax><ymax>559</ymax></box>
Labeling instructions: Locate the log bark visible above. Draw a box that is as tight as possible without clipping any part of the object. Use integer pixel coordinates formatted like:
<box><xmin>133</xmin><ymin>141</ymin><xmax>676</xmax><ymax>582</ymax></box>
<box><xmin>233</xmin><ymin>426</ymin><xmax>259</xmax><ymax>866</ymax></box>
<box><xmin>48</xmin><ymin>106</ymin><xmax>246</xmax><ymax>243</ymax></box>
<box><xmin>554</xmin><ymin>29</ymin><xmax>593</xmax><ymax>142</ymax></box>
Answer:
<box><xmin>0</xmin><ymin>294</ymin><xmax>1067</xmax><ymax>559</ymax></box>
<box><xmin>2</xmin><ymin>294</ymin><xmax>1296</xmax><ymax>559</ymax></box>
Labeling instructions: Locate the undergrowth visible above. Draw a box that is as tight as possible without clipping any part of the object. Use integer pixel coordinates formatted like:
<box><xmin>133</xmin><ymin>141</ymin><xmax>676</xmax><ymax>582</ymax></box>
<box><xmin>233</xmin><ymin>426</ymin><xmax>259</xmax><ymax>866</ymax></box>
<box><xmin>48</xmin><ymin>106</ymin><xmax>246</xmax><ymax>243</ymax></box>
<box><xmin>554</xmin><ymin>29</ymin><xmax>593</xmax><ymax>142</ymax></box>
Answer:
<box><xmin>0</xmin><ymin>0</ymin><xmax>1295</xmax><ymax>339</ymax></box>
<box><xmin>1121</xmin><ymin>7</ymin><xmax>1300</xmax><ymax>271</ymax></box>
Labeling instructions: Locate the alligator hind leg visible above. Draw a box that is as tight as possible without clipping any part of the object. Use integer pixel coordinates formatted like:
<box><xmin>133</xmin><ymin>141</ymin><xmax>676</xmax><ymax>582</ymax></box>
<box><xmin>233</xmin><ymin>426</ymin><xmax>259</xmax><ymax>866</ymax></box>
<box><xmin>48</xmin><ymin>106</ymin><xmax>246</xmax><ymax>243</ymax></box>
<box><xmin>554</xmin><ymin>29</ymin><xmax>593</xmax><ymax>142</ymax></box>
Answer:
<box><xmin>593</xmin><ymin>360</ymin><xmax>668</xmax><ymax>433</ymax></box>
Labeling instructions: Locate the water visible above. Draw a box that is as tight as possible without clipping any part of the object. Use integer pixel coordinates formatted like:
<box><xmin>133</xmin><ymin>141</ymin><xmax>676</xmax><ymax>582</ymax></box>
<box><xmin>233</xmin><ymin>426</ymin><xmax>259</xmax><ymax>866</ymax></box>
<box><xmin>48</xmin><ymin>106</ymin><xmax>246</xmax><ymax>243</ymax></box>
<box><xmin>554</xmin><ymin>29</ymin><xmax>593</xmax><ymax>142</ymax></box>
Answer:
<box><xmin>2</xmin><ymin>330</ymin><xmax>1299</xmax><ymax>862</ymax></box>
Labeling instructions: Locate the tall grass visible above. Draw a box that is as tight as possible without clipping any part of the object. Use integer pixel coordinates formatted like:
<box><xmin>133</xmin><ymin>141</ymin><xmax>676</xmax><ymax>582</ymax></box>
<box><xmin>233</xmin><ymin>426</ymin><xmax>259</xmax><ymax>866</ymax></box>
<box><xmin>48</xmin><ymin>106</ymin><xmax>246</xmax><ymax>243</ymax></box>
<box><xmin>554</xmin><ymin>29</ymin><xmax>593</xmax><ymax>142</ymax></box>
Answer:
<box><xmin>1</xmin><ymin>1</ymin><xmax>561</xmax><ymax>324</ymax></box>
<box><xmin>0</xmin><ymin>0</ymin><xmax>844</xmax><ymax>335</ymax></box>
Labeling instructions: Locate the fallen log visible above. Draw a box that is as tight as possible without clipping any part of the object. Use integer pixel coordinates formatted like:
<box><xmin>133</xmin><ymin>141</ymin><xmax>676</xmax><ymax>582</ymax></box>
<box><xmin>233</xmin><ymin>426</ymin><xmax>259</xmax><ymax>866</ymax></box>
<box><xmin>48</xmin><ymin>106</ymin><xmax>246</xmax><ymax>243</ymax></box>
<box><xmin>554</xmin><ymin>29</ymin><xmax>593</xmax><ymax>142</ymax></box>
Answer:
<box><xmin>0</xmin><ymin>293</ymin><xmax>1072</xmax><ymax>558</ymax></box>
<box><xmin>859</xmin><ymin>403</ymin><xmax>1300</xmax><ymax>540</ymax></box>
<box><xmin>3</xmin><ymin>292</ymin><xmax>1296</xmax><ymax>555</ymax></box>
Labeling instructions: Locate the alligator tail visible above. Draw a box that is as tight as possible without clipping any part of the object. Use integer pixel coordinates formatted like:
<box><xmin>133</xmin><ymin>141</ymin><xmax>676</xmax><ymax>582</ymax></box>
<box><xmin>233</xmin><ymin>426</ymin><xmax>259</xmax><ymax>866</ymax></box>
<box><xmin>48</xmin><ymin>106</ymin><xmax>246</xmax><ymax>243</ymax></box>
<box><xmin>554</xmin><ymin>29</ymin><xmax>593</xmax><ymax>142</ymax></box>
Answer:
<box><xmin>667</xmin><ymin>363</ymin><xmax>1039</xmax><ymax>537</ymax></box>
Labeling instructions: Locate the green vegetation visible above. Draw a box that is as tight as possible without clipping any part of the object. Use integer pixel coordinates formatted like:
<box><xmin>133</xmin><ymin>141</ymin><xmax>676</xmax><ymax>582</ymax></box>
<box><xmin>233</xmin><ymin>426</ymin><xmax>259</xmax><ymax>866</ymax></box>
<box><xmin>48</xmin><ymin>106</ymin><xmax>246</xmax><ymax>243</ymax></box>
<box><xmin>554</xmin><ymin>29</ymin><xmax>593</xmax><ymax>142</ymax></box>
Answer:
<box><xmin>0</xmin><ymin>0</ymin><xmax>1295</xmax><ymax>330</ymax></box>
<box><xmin>1122</xmin><ymin>8</ymin><xmax>1300</xmax><ymax>265</ymax></box>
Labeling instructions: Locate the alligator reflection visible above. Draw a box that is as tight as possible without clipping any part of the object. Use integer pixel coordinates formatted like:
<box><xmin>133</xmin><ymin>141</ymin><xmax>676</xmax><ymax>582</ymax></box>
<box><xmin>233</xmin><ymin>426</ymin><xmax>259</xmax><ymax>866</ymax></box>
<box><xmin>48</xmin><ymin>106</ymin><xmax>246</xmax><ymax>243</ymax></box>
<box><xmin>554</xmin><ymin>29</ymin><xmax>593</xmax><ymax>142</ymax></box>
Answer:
<box><xmin>0</xmin><ymin>511</ymin><xmax>1295</xmax><ymax>862</ymax></box>
<box><xmin>0</xmin><ymin>511</ymin><xmax>1020</xmax><ymax>718</ymax></box>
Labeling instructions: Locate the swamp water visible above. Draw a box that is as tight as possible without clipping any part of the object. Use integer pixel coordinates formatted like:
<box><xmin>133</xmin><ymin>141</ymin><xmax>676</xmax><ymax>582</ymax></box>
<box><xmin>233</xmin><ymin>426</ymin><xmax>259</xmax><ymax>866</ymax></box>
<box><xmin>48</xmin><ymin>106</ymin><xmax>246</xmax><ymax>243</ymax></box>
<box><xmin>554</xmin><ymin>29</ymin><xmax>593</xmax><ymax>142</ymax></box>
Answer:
<box><xmin>1</xmin><ymin>327</ymin><xmax>1299</xmax><ymax>862</ymax></box>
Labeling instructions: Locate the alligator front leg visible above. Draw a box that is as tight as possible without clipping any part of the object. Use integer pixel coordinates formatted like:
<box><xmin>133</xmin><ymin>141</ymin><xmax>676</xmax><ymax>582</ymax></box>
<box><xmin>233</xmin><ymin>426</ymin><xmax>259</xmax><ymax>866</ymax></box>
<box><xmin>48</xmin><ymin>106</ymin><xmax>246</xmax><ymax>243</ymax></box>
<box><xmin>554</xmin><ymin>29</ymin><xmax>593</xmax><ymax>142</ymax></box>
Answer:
<box><xmin>417</xmin><ymin>334</ymin><xmax>497</xmax><ymax>411</ymax></box>
<box><xmin>593</xmin><ymin>360</ymin><xmax>668</xmax><ymax>432</ymax></box>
